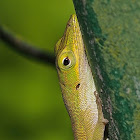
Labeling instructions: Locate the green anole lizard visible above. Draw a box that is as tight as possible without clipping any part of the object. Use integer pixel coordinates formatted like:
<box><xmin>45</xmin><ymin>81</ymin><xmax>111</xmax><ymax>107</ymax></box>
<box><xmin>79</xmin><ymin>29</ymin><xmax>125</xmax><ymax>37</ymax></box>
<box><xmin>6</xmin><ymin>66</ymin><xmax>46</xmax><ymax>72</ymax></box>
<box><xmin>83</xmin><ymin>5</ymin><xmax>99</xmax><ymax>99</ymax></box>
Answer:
<box><xmin>55</xmin><ymin>14</ymin><xmax>108</xmax><ymax>140</ymax></box>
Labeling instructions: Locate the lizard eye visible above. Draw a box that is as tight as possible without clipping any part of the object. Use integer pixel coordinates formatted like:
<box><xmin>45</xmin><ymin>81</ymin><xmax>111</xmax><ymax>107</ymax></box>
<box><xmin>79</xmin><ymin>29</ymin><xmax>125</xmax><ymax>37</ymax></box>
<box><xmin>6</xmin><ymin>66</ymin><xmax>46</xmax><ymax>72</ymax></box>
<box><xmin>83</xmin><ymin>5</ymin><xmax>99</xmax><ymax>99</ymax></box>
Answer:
<box><xmin>63</xmin><ymin>57</ymin><xmax>71</xmax><ymax>66</ymax></box>
<box><xmin>58</xmin><ymin>51</ymin><xmax>75</xmax><ymax>70</ymax></box>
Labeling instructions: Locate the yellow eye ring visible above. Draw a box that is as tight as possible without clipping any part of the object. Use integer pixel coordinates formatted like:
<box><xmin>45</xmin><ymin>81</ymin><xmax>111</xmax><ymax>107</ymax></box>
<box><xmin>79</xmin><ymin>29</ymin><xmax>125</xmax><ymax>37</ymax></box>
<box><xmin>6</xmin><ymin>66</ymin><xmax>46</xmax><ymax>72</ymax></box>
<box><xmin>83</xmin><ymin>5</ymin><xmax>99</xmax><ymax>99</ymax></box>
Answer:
<box><xmin>58</xmin><ymin>51</ymin><xmax>76</xmax><ymax>70</ymax></box>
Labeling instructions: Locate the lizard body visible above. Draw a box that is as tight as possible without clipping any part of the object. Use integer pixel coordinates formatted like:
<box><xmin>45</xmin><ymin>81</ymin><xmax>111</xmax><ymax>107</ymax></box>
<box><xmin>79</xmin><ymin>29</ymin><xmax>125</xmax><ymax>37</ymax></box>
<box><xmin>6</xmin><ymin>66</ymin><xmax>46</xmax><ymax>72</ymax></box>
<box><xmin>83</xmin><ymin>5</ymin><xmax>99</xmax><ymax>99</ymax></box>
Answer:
<box><xmin>55</xmin><ymin>14</ymin><xmax>107</xmax><ymax>140</ymax></box>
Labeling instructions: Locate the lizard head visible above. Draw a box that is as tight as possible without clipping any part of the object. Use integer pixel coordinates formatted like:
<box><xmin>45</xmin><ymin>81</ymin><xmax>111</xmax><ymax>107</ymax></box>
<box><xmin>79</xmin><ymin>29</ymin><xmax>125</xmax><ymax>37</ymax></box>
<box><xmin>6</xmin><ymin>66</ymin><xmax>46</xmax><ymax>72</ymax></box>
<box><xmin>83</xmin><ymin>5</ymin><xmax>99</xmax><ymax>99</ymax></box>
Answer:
<box><xmin>55</xmin><ymin>14</ymin><xmax>84</xmax><ymax>89</ymax></box>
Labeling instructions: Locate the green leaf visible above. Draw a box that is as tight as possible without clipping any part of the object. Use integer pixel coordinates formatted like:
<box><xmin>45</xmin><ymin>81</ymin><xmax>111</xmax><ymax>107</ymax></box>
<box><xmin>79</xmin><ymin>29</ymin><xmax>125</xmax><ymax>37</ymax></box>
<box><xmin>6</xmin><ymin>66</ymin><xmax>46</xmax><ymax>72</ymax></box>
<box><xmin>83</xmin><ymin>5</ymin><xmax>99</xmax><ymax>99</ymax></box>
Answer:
<box><xmin>73</xmin><ymin>0</ymin><xmax>140</xmax><ymax>139</ymax></box>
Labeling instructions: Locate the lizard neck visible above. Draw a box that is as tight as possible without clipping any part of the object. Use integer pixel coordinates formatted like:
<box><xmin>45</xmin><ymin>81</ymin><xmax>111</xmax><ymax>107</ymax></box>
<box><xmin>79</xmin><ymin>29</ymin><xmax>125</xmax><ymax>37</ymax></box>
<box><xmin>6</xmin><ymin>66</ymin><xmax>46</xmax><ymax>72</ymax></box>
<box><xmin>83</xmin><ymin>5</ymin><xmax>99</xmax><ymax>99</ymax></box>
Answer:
<box><xmin>74</xmin><ymin>59</ymin><xmax>98</xmax><ymax>139</ymax></box>
<box><xmin>60</xmin><ymin>55</ymin><xmax>99</xmax><ymax>139</ymax></box>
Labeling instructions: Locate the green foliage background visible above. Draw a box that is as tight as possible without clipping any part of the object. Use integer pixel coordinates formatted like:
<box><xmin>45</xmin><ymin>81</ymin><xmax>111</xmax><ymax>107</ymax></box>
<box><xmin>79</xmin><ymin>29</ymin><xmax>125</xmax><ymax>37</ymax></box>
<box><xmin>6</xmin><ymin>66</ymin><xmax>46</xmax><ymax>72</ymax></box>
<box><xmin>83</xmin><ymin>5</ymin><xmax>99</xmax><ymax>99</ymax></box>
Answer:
<box><xmin>0</xmin><ymin>1</ymin><xmax>75</xmax><ymax>140</ymax></box>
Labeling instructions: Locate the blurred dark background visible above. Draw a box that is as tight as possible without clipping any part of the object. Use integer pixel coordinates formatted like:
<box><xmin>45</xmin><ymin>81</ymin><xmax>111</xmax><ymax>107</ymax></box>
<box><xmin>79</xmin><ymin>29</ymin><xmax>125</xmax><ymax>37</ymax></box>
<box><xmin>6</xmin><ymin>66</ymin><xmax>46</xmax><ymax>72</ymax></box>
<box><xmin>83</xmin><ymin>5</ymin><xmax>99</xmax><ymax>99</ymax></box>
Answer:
<box><xmin>0</xmin><ymin>0</ymin><xmax>75</xmax><ymax>140</ymax></box>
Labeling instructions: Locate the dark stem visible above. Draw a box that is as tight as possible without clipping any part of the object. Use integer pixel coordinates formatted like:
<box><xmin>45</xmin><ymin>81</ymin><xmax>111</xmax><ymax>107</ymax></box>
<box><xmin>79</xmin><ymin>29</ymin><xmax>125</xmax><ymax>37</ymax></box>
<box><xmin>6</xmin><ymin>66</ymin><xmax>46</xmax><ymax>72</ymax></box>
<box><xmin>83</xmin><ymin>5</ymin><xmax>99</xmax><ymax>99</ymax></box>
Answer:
<box><xmin>0</xmin><ymin>26</ymin><xmax>55</xmax><ymax>66</ymax></box>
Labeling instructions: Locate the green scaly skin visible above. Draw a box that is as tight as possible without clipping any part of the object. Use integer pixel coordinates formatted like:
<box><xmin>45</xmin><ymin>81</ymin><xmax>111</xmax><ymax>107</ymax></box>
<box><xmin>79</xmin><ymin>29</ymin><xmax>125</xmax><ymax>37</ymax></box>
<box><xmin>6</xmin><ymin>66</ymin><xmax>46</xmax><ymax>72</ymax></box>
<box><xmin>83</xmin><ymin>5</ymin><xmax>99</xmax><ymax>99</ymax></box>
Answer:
<box><xmin>55</xmin><ymin>14</ymin><xmax>108</xmax><ymax>140</ymax></box>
